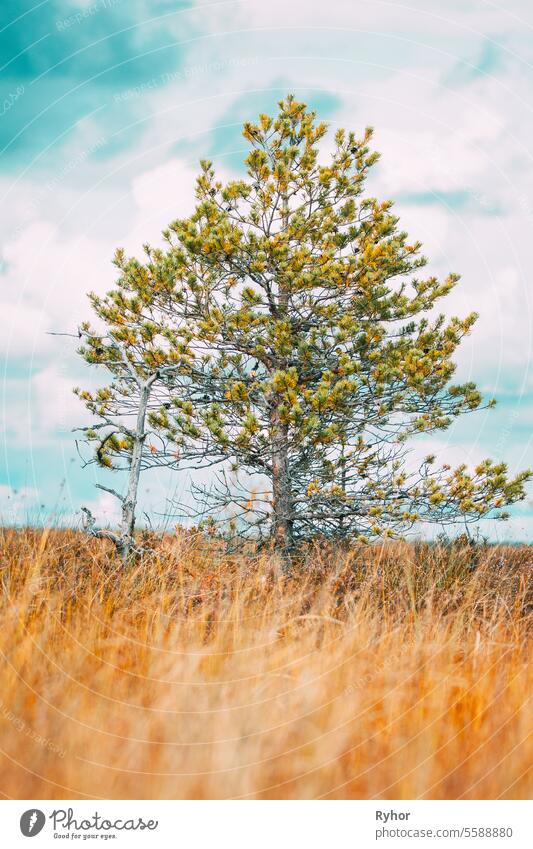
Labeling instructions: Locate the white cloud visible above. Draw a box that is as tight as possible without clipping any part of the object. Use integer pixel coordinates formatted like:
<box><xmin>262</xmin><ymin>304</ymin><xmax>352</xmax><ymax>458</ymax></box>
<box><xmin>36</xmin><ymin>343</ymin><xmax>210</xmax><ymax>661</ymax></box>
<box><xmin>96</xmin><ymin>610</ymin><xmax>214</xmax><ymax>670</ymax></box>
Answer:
<box><xmin>0</xmin><ymin>220</ymin><xmax>115</xmax><ymax>361</ymax></box>
<box><xmin>127</xmin><ymin>157</ymin><xmax>200</xmax><ymax>248</ymax></box>
<box><xmin>206</xmin><ymin>0</ymin><xmax>516</xmax><ymax>37</ymax></box>
<box><xmin>0</xmin><ymin>485</ymin><xmax>41</xmax><ymax>524</ymax></box>
<box><xmin>31</xmin><ymin>365</ymin><xmax>83</xmax><ymax>434</ymax></box>
<box><xmin>83</xmin><ymin>490</ymin><xmax>122</xmax><ymax>527</ymax></box>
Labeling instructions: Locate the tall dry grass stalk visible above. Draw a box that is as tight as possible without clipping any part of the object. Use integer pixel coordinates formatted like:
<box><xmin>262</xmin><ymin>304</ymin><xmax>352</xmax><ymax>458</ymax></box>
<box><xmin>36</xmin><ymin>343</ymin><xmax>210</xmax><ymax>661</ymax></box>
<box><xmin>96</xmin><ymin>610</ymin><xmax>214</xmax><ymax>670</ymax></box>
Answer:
<box><xmin>0</xmin><ymin>528</ymin><xmax>531</xmax><ymax>799</ymax></box>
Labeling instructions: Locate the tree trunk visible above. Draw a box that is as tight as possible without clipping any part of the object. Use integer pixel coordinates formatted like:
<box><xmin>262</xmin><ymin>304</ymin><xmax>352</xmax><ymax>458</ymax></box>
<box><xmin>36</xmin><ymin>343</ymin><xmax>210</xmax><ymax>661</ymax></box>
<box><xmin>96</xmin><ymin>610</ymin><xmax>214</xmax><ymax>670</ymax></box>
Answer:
<box><xmin>270</xmin><ymin>404</ymin><xmax>293</xmax><ymax>555</ymax></box>
<box><xmin>119</xmin><ymin>380</ymin><xmax>149</xmax><ymax>562</ymax></box>
<box><xmin>339</xmin><ymin>438</ymin><xmax>346</xmax><ymax>536</ymax></box>
<box><xmin>270</xmin><ymin>188</ymin><xmax>294</xmax><ymax>557</ymax></box>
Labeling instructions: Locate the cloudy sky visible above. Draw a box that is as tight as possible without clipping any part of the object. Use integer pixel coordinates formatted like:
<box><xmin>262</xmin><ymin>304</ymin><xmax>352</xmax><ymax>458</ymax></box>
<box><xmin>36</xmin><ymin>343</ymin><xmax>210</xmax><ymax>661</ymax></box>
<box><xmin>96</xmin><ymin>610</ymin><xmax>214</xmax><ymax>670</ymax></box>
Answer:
<box><xmin>1</xmin><ymin>0</ymin><xmax>532</xmax><ymax>537</ymax></box>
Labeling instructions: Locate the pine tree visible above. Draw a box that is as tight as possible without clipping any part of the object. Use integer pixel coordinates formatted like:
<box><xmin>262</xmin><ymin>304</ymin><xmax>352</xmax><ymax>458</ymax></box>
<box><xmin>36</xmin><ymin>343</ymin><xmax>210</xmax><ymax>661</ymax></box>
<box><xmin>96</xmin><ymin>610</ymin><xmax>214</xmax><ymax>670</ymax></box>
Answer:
<box><xmin>74</xmin><ymin>247</ymin><xmax>193</xmax><ymax>560</ymax></box>
<box><xmin>151</xmin><ymin>95</ymin><xmax>529</xmax><ymax>550</ymax></box>
<box><xmin>76</xmin><ymin>95</ymin><xmax>531</xmax><ymax>555</ymax></box>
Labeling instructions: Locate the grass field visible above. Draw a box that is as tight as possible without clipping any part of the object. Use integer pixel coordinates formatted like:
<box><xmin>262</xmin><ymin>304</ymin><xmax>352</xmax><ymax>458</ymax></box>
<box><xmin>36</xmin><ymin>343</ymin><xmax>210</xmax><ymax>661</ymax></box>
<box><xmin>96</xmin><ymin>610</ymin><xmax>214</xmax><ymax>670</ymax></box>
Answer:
<box><xmin>0</xmin><ymin>528</ymin><xmax>531</xmax><ymax>799</ymax></box>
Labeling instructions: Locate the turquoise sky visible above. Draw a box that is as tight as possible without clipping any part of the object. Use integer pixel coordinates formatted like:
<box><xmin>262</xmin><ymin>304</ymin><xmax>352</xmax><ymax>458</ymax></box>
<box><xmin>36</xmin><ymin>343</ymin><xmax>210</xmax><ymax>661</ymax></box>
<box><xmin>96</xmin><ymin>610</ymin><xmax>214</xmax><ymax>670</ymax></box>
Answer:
<box><xmin>1</xmin><ymin>0</ymin><xmax>532</xmax><ymax>538</ymax></box>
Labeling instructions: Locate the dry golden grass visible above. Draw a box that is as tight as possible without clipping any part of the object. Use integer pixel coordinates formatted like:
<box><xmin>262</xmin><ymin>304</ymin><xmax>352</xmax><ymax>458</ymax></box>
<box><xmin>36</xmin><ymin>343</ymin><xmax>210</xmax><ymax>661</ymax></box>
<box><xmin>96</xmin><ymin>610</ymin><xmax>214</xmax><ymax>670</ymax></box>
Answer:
<box><xmin>0</xmin><ymin>527</ymin><xmax>531</xmax><ymax>800</ymax></box>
